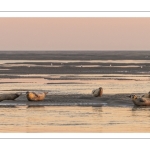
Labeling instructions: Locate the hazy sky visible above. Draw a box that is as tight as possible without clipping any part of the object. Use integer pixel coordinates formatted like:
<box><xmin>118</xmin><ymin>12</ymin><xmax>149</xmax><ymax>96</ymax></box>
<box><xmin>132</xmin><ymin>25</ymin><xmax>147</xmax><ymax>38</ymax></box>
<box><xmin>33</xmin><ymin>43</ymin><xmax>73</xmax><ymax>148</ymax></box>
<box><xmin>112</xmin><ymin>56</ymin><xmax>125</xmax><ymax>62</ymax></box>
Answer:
<box><xmin>0</xmin><ymin>17</ymin><xmax>150</xmax><ymax>51</ymax></box>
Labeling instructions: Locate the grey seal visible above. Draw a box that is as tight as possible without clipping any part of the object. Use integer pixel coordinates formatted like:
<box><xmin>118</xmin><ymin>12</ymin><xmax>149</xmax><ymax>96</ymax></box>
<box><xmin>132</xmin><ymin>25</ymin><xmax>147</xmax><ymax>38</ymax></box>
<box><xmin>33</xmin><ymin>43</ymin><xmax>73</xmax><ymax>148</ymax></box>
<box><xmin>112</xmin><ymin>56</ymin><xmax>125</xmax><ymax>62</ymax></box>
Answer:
<box><xmin>0</xmin><ymin>93</ymin><xmax>22</xmax><ymax>102</ymax></box>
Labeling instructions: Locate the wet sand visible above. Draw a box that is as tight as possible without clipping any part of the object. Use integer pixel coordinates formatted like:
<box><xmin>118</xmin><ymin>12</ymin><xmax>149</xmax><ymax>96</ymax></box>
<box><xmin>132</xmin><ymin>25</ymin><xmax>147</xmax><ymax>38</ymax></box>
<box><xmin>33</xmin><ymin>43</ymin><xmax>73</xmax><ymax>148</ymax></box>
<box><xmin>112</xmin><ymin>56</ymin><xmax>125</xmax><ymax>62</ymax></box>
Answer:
<box><xmin>0</xmin><ymin>93</ymin><xmax>133</xmax><ymax>107</ymax></box>
<box><xmin>0</xmin><ymin>51</ymin><xmax>149</xmax><ymax>132</ymax></box>
<box><xmin>0</xmin><ymin>51</ymin><xmax>150</xmax><ymax>75</ymax></box>
<box><xmin>0</xmin><ymin>91</ymin><xmax>143</xmax><ymax>107</ymax></box>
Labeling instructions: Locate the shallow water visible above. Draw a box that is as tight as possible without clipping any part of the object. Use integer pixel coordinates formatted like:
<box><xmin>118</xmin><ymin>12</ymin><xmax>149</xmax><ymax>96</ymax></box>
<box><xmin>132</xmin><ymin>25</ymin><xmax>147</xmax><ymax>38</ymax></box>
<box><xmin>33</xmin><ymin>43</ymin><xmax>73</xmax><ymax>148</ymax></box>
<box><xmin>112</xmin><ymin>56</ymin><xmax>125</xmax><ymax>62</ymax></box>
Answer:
<box><xmin>0</xmin><ymin>59</ymin><xmax>150</xmax><ymax>64</ymax></box>
<box><xmin>0</xmin><ymin>106</ymin><xmax>150</xmax><ymax>132</ymax></box>
<box><xmin>0</xmin><ymin>74</ymin><xmax>150</xmax><ymax>94</ymax></box>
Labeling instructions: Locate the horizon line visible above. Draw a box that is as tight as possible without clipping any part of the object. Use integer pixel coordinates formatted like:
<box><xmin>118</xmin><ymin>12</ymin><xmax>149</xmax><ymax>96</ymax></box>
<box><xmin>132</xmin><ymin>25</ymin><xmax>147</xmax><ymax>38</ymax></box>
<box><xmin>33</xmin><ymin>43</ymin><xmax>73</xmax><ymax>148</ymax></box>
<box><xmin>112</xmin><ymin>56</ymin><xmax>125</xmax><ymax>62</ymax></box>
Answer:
<box><xmin>0</xmin><ymin>50</ymin><xmax>149</xmax><ymax>51</ymax></box>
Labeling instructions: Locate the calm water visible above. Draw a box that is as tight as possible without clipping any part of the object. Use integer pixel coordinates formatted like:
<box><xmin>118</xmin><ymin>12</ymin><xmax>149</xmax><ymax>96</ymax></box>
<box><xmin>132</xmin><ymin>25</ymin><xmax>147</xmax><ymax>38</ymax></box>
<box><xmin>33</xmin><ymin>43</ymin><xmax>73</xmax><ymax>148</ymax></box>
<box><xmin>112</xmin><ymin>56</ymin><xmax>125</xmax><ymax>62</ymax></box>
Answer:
<box><xmin>0</xmin><ymin>106</ymin><xmax>150</xmax><ymax>132</ymax></box>
<box><xmin>0</xmin><ymin>74</ymin><xmax>150</xmax><ymax>94</ymax></box>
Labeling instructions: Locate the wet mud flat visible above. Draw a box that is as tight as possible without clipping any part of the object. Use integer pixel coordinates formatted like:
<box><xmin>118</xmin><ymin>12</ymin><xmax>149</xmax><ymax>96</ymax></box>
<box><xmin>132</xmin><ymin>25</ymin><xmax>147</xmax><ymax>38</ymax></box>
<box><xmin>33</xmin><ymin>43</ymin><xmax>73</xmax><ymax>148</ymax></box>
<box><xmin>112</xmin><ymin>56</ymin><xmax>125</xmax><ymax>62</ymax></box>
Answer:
<box><xmin>0</xmin><ymin>51</ymin><xmax>149</xmax><ymax>102</ymax></box>
<box><xmin>0</xmin><ymin>93</ymin><xmax>139</xmax><ymax>107</ymax></box>
<box><xmin>0</xmin><ymin>51</ymin><xmax>150</xmax><ymax>76</ymax></box>
<box><xmin>0</xmin><ymin>51</ymin><xmax>150</xmax><ymax>132</ymax></box>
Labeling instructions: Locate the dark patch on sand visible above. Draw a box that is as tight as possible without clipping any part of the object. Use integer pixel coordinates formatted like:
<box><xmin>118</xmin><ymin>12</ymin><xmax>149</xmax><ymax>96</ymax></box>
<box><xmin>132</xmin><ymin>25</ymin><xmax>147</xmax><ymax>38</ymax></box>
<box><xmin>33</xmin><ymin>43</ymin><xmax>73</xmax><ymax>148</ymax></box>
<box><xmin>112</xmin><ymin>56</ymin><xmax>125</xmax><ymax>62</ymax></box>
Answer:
<box><xmin>0</xmin><ymin>93</ymin><xmax>135</xmax><ymax>107</ymax></box>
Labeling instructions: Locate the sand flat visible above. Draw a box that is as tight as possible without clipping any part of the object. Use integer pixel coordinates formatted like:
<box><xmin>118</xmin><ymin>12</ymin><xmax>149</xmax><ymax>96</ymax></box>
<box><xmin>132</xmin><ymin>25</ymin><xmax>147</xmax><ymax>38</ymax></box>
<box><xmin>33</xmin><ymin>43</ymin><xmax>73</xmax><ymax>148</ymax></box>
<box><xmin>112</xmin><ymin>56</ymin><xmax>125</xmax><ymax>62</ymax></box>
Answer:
<box><xmin>0</xmin><ymin>51</ymin><xmax>149</xmax><ymax>132</ymax></box>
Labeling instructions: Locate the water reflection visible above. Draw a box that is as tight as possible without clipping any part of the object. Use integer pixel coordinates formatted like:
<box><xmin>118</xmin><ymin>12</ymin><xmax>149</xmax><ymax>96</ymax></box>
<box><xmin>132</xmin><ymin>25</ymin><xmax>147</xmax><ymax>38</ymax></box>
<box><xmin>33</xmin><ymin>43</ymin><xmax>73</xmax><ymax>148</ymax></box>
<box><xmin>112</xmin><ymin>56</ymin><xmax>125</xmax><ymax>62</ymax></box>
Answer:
<box><xmin>131</xmin><ymin>106</ymin><xmax>150</xmax><ymax>120</ymax></box>
<box><xmin>0</xmin><ymin>106</ymin><xmax>150</xmax><ymax>132</ymax></box>
<box><xmin>0</xmin><ymin>105</ymin><xmax>16</xmax><ymax>108</ymax></box>
<box><xmin>92</xmin><ymin>107</ymin><xmax>102</xmax><ymax>117</ymax></box>
<box><xmin>132</xmin><ymin>106</ymin><xmax>150</xmax><ymax>111</ymax></box>
<box><xmin>27</xmin><ymin>106</ymin><xmax>45</xmax><ymax>109</ymax></box>
<box><xmin>92</xmin><ymin>107</ymin><xmax>102</xmax><ymax>112</ymax></box>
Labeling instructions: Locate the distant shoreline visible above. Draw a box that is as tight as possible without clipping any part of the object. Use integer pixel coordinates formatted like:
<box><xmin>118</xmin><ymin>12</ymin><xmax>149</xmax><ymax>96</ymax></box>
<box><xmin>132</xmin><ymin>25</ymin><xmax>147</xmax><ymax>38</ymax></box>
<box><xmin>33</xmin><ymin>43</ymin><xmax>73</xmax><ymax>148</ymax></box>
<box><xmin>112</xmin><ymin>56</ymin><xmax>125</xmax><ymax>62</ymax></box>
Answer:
<box><xmin>0</xmin><ymin>50</ymin><xmax>150</xmax><ymax>52</ymax></box>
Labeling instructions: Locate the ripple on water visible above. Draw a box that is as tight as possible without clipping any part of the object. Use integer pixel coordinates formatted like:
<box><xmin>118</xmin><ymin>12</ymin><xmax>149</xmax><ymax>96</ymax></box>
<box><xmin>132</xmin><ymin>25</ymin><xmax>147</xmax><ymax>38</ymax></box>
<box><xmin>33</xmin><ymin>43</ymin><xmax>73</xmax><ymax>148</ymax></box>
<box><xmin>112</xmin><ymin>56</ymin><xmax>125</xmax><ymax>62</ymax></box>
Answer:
<box><xmin>0</xmin><ymin>106</ymin><xmax>149</xmax><ymax>132</ymax></box>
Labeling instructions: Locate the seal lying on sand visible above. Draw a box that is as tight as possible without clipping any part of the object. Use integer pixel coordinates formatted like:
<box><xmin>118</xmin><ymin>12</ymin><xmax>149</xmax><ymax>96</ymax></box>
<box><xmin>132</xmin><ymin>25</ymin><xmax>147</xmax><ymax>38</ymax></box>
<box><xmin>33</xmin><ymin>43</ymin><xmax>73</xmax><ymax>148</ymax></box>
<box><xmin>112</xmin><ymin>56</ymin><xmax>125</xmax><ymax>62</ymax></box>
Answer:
<box><xmin>128</xmin><ymin>94</ymin><xmax>150</xmax><ymax>106</ymax></box>
<box><xmin>92</xmin><ymin>87</ymin><xmax>103</xmax><ymax>97</ymax></box>
<box><xmin>0</xmin><ymin>93</ymin><xmax>22</xmax><ymax>102</ymax></box>
<box><xmin>26</xmin><ymin>91</ymin><xmax>48</xmax><ymax>101</ymax></box>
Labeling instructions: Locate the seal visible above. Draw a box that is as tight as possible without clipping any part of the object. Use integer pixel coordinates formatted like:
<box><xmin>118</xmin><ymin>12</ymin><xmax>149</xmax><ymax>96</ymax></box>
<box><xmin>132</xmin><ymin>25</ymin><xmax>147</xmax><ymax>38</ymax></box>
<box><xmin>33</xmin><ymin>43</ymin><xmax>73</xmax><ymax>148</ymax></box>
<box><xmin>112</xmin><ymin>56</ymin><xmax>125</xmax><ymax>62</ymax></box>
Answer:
<box><xmin>92</xmin><ymin>87</ymin><xmax>103</xmax><ymax>97</ymax></box>
<box><xmin>26</xmin><ymin>91</ymin><xmax>48</xmax><ymax>101</ymax></box>
<box><xmin>141</xmin><ymin>91</ymin><xmax>150</xmax><ymax>98</ymax></box>
<box><xmin>128</xmin><ymin>94</ymin><xmax>150</xmax><ymax>106</ymax></box>
<box><xmin>0</xmin><ymin>93</ymin><xmax>22</xmax><ymax>102</ymax></box>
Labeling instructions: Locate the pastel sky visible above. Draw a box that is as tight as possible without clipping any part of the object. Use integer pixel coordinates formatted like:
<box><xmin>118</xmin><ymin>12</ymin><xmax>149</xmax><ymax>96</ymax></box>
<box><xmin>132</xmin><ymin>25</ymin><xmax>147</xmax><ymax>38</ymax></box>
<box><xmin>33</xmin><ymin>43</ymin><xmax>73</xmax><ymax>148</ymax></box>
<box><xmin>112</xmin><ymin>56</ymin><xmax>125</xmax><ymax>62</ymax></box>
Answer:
<box><xmin>0</xmin><ymin>17</ymin><xmax>150</xmax><ymax>51</ymax></box>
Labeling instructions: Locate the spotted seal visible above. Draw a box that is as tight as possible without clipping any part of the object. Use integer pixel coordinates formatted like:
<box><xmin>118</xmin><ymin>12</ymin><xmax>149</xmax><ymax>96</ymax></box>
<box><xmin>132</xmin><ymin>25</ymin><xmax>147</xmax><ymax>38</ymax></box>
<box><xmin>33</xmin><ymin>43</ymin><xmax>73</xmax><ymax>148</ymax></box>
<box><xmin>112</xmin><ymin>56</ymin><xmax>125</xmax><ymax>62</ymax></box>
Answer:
<box><xmin>128</xmin><ymin>94</ymin><xmax>150</xmax><ymax>106</ymax></box>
